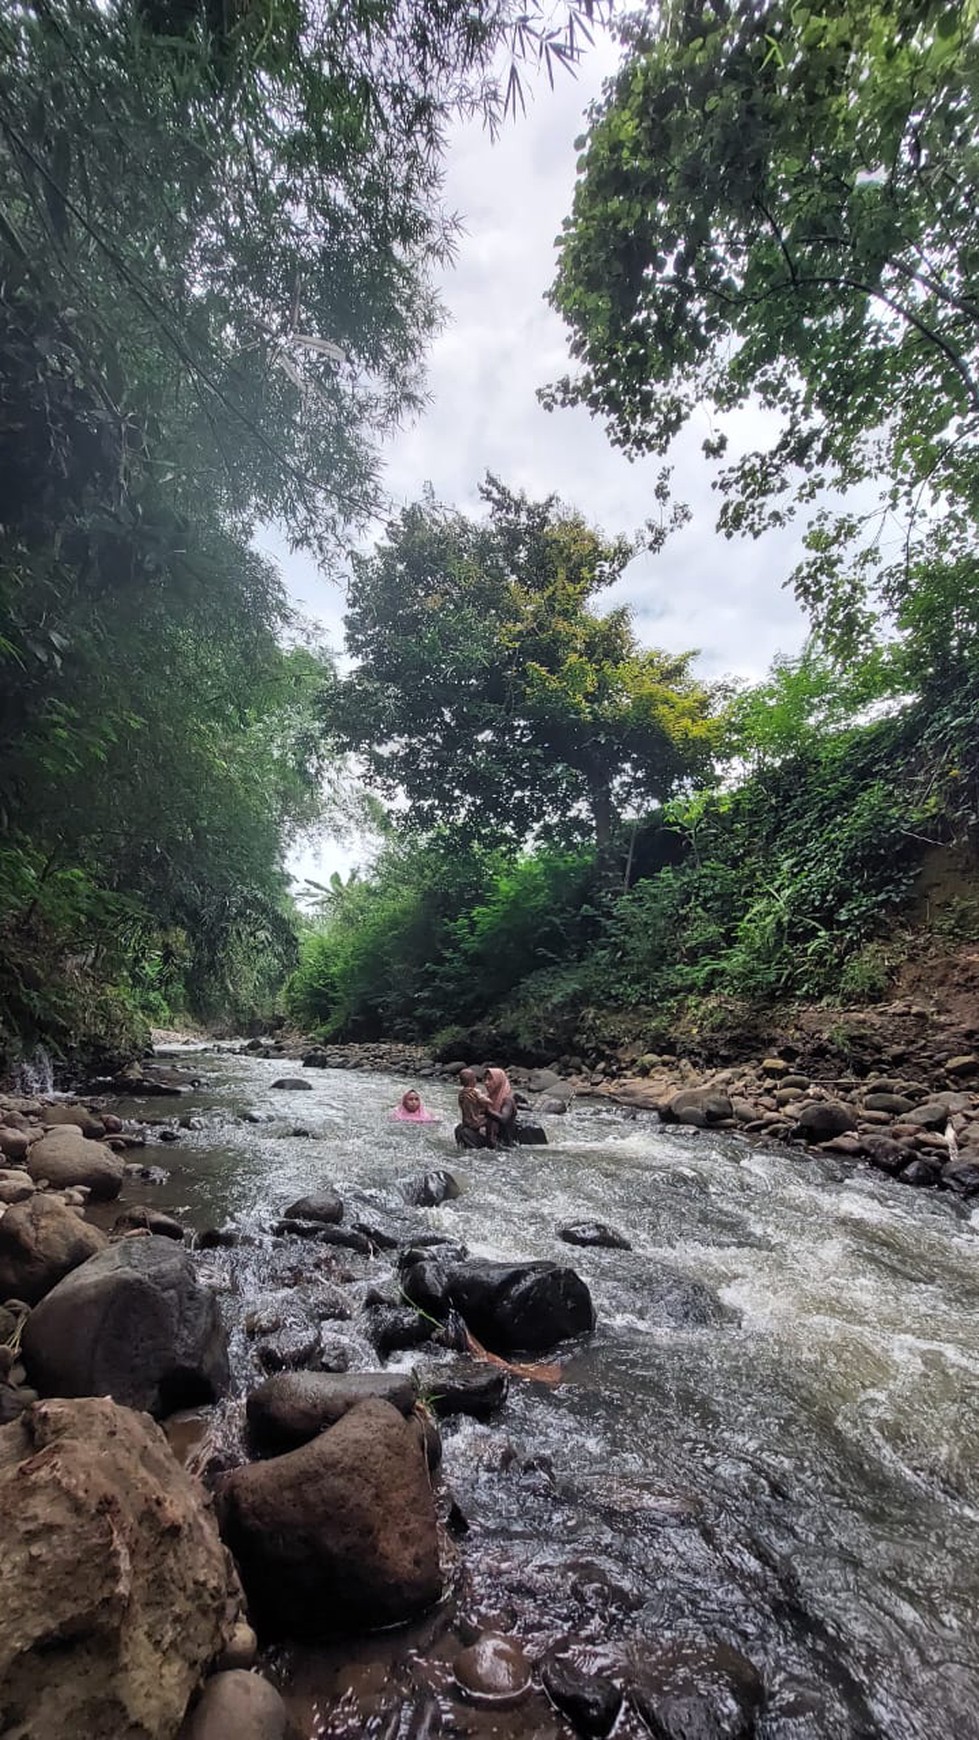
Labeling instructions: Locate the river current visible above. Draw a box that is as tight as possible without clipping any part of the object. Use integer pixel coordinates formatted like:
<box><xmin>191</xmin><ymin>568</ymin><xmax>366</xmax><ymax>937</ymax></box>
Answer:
<box><xmin>122</xmin><ymin>1048</ymin><xmax>979</xmax><ymax>1740</ymax></box>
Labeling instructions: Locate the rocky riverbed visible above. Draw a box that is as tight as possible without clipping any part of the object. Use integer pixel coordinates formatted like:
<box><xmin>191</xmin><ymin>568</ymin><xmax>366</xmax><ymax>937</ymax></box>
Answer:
<box><xmin>3</xmin><ymin>1046</ymin><xmax>979</xmax><ymax>1739</ymax></box>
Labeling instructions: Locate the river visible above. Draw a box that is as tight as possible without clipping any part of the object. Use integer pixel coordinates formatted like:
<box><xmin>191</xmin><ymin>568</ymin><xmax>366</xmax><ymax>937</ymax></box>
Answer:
<box><xmin>120</xmin><ymin>1047</ymin><xmax>979</xmax><ymax>1740</ymax></box>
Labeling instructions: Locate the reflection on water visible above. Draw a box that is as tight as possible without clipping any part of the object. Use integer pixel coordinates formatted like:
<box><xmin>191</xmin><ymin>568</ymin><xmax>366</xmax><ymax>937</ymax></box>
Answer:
<box><xmin>123</xmin><ymin>1050</ymin><xmax>979</xmax><ymax>1738</ymax></box>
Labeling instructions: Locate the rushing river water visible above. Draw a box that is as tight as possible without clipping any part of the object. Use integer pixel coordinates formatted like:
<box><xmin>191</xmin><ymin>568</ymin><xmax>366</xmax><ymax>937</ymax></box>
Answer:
<box><xmin>119</xmin><ymin>1048</ymin><xmax>979</xmax><ymax>1740</ymax></box>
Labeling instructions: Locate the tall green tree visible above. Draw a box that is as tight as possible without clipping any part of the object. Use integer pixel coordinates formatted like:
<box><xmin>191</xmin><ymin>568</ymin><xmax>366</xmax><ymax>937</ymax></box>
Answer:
<box><xmin>338</xmin><ymin>477</ymin><xmax>718</xmax><ymax>850</ymax></box>
<box><xmin>546</xmin><ymin>0</ymin><xmax>979</xmax><ymax>662</ymax></box>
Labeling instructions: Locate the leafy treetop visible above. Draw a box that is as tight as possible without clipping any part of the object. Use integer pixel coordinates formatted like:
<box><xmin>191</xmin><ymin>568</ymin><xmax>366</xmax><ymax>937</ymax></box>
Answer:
<box><xmin>546</xmin><ymin>0</ymin><xmax>979</xmax><ymax>664</ymax></box>
<box><xmin>337</xmin><ymin>476</ymin><xmax>718</xmax><ymax>851</ymax></box>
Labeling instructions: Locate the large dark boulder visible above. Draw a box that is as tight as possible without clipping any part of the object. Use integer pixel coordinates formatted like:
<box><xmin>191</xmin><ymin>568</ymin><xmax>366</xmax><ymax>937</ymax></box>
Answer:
<box><xmin>0</xmin><ymin>1194</ymin><xmax>107</xmax><ymax>1306</ymax></box>
<box><xmin>282</xmin><ymin>1188</ymin><xmax>343</xmax><ymax>1224</ymax></box>
<box><xmin>403</xmin><ymin>1257</ymin><xmax>595</xmax><ymax>1356</ymax></box>
<box><xmin>793</xmin><ymin>1101</ymin><xmax>858</xmax><ymax>1143</ymax></box>
<box><xmin>22</xmin><ymin>1236</ymin><xmax>229</xmax><ymax>1416</ymax></box>
<box><xmin>943</xmin><ymin>1156</ymin><xmax>979</xmax><ymax>1196</ymax></box>
<box><xmin>221</xmin><ymin>1398</ymin><xmax>441</xmax><ymax>1637</ymax></box>
<box><xmin>246</xmin><ymin>1370</ymin><xmax>417</xmax><ymax>1456</ymax></box>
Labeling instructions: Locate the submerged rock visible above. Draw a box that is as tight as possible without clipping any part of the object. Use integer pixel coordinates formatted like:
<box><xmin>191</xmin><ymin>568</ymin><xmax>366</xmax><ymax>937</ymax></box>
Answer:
<box><xmin>540</xmin><ymin>1654</ymin><xmax>622</xmax><ymax>1737</ymax></box>
<box><xmin>560</xmin><ymin>1222</ymin><xmax>632</xmax><ymax>1250</ymax></box>
<box><xmin>270</xmin><ymin>1077</ymin><xmax>311</xmax><ymax>1091</ymax></box>
<box><xmin>454</xmin><ymin>1633</ymin><xmax>531</xmax><ymax>1707</ymax></box>
<box><xmin>222</xmin><ymin>1398</ymin><xmax>441</xmax><ymax>1637</ymax></box>
<box><xmin>400</xmin><ymin>1169</ymin><xmax>461</xmax><ymax>1207</ymax></box>
<box><xmin>0</xmin><ymin>1397</ymin><xmax>238</xmax><ymax>1740</ymax></box>
<box><xmin>23</xmin><ymin>1235</ymin><xmax>229</xmax><ymax>1416</ymax></box>
<box><xmin>0</xmin><ymin>1193</ymin><xmax>107</xmax><ymax>1305</ymax></box>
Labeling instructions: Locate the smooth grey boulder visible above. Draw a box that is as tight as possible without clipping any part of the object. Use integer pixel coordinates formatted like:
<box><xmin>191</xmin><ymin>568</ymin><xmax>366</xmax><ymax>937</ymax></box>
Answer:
<box><xmin>270</xmin><ymin>1077</ymin><xmax>312</xmax><ymax>1091</ymax></box>
<box><xmin>179</xmin><ymin>1672</ymin><xmax>291</xmax><ymax>1740</ymax></box>
<box><xmin>659</xmin><ymin>1088</ymin><xmax>733</xmax><ymax>1128</ymax></box>
<box><xmin>28</xmin><ymin>1128</ymin><xmax>124</xmax><ymax>1200</ymax></box>
<box><xmin>22</xmin><ymin>1236</ymin><xmax>229</xmax><ymax>1416</ymax></box>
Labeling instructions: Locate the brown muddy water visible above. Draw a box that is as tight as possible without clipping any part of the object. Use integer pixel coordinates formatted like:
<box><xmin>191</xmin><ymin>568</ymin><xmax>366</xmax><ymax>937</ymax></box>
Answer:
<box><xmin>109</xmin><ymin>1046</ymin><xmax>979</xmax><ymax>1740</ymax></box>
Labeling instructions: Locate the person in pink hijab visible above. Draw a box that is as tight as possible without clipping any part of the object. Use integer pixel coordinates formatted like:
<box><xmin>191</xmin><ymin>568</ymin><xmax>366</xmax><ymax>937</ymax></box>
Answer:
<box><xmin>483</xmin><ymin>1067</ymin><xmax>517</xmax><ymax>1147</ymax></box>
<box><xmin>390</xmin><ymin>1088</ymin><xmax>438</xmax><ymax>1123</ymax></box>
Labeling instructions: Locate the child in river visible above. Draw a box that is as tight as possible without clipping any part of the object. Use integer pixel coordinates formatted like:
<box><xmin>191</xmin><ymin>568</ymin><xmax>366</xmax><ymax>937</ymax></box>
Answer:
<box><xmin>455</xmin><ymin>1068</ymin><xmax>493</xmax><ymax>1148</ymax></box>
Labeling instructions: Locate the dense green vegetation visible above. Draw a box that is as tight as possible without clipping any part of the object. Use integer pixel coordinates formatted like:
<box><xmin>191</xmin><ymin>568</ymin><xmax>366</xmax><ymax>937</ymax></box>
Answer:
<box><xmin>290</xmin><ymin>646</ymin><xmax>979</xmax><ymax>1054</ymax></box>
<box><xmin>0</xmin><ymin>0</ymin><xmax>607</xmax><ymax>1067</ymax></box>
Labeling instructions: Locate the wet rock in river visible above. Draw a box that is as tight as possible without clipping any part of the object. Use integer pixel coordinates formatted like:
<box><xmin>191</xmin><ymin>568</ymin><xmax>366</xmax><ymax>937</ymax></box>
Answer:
<box><xmin>246</xmin><ymin>1369</ymin><xmax>417</xmax><ymax>1455</ymax></box>
<box><xmin>255</xmin><ymin>1324</ymin><xmax>321</xmax><ymax>1373</ymax></box>
<box><xmin>899</xmin><ymin>1157</ymin><xmax>943</xmax><ymax>1187</ymax></box>
<box><xmin>400</xmin><ymin>1169</ymin><xmax>461</xmax><ymax>1207</ymax></box>
<box><xmin>222</xmin><ymin>1397</ymin><xmax>441</xmax><ymax>1637</ymax></box>
<box><xmin>0</xmin><ymin>1192</ymin><xmax>107</xmax><ymax>1305</ymax></box>
<box><xmin>942</xmin><ymin>1156</ymin><xmax>979</xmax><ymax>1195</ymax></box>
<box><xmin>540</xmin><ymin>1653</ymin><xmax>623</xmax><ymax>1737</ymax></box>
<box><xmin>367</xmin><ymin>1304</ymin><xmax>437</xmax><ymax>1359</ymax></box>
<box><xmin>28</xmin><ymin>1127</ymin><xmax>125</xmax><ymax>1200</ymax></box>
<box><xmin>23</xmin><ymin>1234</ymin><xmax>229</xmax><ymax>1416</ymax></box>
<box><xmin>318</xmin><ymin>1332</ymin><xmax>353</xmax><ymax>1372</ymax></box>
<box><xmin>433</xmin><ymin>1258</ymin><xmax>595</xmax><ymax>1356</ymax></box>
<box><xmin>274</xmin><ymin>1216</ymin><xmax>374</xmax><ymax>1257</ymax></box>
<box><xmin>283</xmin><ymin>1187</ymin><xmax>343</xmax><ymax>1224</ymax></box>
<box><xmin>453</xmin><ymin>1632</ymin><xmax>531</xmax><ymax>1707</ymax></box>
<box><xmin>560</xmin><ymin>1222</ymin><xmax>632</xmax><ymax>1250</ymax></box>
<box><xmin>179</xmin><ymin>1670</ymin><xmax>290</xmax><ymax>1740</ymax></box>
<box><xmin>641</xmin><ymin>1267</ymin><xmax>732</xmax><ymax>1328</ymax></box>
<box><xmin>196</xmin><ymin>1226</ymin><xmax>242</xmax><ymax>1249</ymax></box>
<box><xmin>415</xmin><ymin>1359</ymin><xmax>508</xmax><ymax>1420</ymax></box>
<box><xmin>0</xmin><ymin>1396</ymin><xmax>238</xmax><ymax>1740</ymax></box>
<box><xmin>270</xmin><ymin>1076</ymin><xmax>311</xmax><ymax>1091</ymax></box>
<box><xmin>514</xmin><ymin>1120</ymin><xmax>548</xmax><ymax>1145</ymax></box>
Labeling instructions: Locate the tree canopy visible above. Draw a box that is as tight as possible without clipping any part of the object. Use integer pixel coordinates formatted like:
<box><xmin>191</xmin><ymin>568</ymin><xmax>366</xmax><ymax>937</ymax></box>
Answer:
<box><xmin>337</xmin><ymin>477</ymin><xmax>718</xmax><ymax>850</ymax></box>
<box><xmin>546</xmin><ymin>0</ymin><xmax>979</xmax><ymax>663</ymax></box>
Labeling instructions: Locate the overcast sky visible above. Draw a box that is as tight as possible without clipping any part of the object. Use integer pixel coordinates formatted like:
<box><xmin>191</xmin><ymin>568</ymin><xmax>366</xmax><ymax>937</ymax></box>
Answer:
<box><xmin>277</xmin><ymin>31</ymin><xmax>811</xmax><ymax>884</ymax></box>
